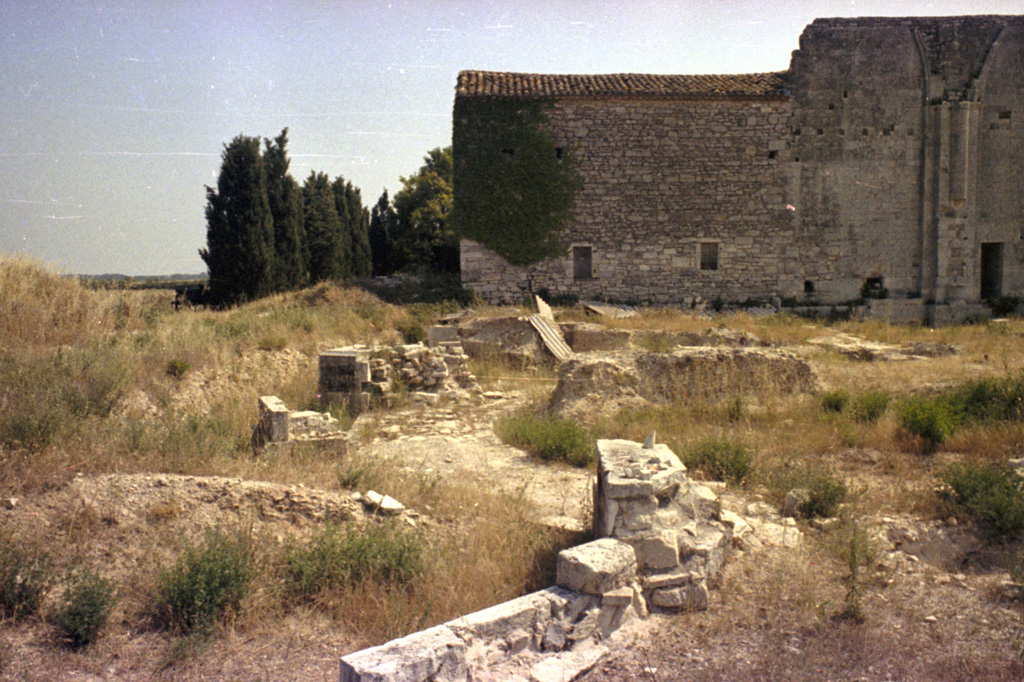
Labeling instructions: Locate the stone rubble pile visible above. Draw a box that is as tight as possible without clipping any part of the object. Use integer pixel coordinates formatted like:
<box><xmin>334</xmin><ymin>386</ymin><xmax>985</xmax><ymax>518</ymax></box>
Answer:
<box><xmin>320</xmin><ymin>331</ymin><xmax>478</xmax><ymax>412</ymax></box>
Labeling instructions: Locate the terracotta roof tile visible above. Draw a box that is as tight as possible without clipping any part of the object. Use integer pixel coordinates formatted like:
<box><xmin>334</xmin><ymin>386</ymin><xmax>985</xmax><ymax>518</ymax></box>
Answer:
<box><xmin>456</xmin><ymin>71</ymin><xmax>787</xmax><ymax>98</ymax></box>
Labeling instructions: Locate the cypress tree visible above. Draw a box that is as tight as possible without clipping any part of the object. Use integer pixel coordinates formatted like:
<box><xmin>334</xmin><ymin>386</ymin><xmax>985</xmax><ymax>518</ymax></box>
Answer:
<box><xmin>369</xmin><ymin>189</ymin><xmax>398</xmax><ymax>276</ymax></box>
<box><xmin>341</xmin><ymin>179</ymin><xmax>371</xmax><ymax>279</ymax></box>
<box><xmin>303</xmin><ymin>171</ymin><xmax>343</xmax><ymax>283</ymax></box>
<box><xmin>263</xmin><ymin>128</ymin><xmax>306</xmax><ymax>291</ymax></box>
<box><xmin>330</xmin><ymin>176</ymin><xmax>355</xmax><ymax>280</ymax></box>
<box><xmin>200</xmin><ymin>134</ymin><xmax>275</xmax><ymax>305</ymax></box>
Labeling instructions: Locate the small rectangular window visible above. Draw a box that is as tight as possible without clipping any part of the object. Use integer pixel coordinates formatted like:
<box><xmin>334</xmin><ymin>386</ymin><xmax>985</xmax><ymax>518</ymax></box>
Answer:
<box><xmin>501</xmin><ymin>148</ymin><xmax>515</xmax><ymax>157</ymax></box>
<box><xmin>573</xmin><ymin>246</ymin><xmax>592</xmax><ymax>280</ymax></box>
<box><xmin>700</xmin><ymin>242</ymin><xmax>719</xmax><ymax>271</ymax></box>
<box><xmin>555</xmin><ymin>147</ymin><xmax>564</xmax><ymax>160</ymax></box>
<box><xmin>999</xmin><ymin>110</ymin><xmax>1012</xmax><ymax>120</ymax></box>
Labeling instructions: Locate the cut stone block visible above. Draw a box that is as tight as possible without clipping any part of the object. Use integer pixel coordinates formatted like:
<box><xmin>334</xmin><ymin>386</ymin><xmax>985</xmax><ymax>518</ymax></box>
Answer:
<box><xmin>626</xmin><ymin>530</ymin><xmax>679</xmax><ymax>570</ymax></box>
<box><xmin>601</xmin><ymin>587</ymin><xmax>633</xmax><ymax>606</ymax></box>
<box><xmin>649</xmin><ymin>582</ymin><xmax>709</xmax><ymax>611</ymax></box>
<box><xmin>556</xmin><ymin>538</ymin><xmax>637</xmax><ymax>596</ymax></box>
<box><xmin>258</xmin><ymin>395</ymin><xmax>290</xmax><ymax>442</ymax></box>
<box><xmin>427</xmin><ymin>325</ymin><xmax>459</xmax><ymax>347</ymax></box>
<box><xmin>446</xmin><ymin>591</ymin><xmax>553</xmax><ymax>643</ymax></box>
<box><xmin>338</xmin><ymin>624</ymin><xmax>467</xmax><ymax>682</ymax></box>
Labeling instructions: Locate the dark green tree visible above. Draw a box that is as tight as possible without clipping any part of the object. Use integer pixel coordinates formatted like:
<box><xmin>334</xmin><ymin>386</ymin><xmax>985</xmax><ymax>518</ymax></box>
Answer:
<box><xmin>392</xmin><ymin>147</ymin><xmax>457</xmax><ymax>272</ymax></box>
<box><xmin>200</xmin><ymin>134</ymin><xmax>275</xmax><ymax>305</ymax></box>
<box><xmin>369</xmin><ymin>189</ymin><xmax>398</xmax><ymax>276</ymax></box>
<box><xmin>349</xmin><ymin>186</ymin><xmax>372</xmax><ymax>279</ymax></box>
<box><xmin>302</xmin><ymin>171</ymin><xmax>343</xmax><ymax>283</ymax></box>
<box><xmin>263</xmin><ymin>128</ymin><xmax>306</xmax><ymax>292</ymax></box>
<box><xmin>330</xmin><ymin>176</ymin><xmax>356</xmax><ymax>279</ymax></box>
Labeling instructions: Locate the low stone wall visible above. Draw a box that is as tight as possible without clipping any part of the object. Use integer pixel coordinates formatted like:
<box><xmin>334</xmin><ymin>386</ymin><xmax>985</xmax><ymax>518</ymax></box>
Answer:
<box><xmin>550</xmin><ymin>348</ymin><xmax>819</xmax><ymax>421</ymax></box>
<box><xmin>338</xmin><ymin>437</ymin><xmax>737</xmax><ymax>681</ymax></box>
<box><xmin>251</xmin><ymin>396</ymin><xmax>343</xmax><ymax>451</ymax></box>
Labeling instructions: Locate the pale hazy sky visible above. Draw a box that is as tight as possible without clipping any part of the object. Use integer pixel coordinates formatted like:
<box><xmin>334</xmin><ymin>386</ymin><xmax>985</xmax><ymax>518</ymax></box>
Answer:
<box><xmin>2</xmin><ymin>0</ymin><xmax>1021</xmax><ymax>275</ymax></box>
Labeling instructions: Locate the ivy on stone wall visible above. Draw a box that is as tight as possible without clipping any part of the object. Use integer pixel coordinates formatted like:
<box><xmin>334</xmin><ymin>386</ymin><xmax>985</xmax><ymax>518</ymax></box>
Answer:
<box><xmin>451</xmin><ymin>97</ymin><xmax>581</xmax><ymax>266</ymax></box>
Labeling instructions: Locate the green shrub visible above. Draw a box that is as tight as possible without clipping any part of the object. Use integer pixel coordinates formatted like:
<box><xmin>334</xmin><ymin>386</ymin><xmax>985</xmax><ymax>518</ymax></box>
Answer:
<box><xmin>937</xmin><ymin>462</ymin><xmax>1024</xmax><ymax>537</ymax></box>
<box><xmin>947</xmin><ymin>374</ymin><xmax>1024</xmax><ymax>423</ymax></box>
<box><xmin>494</xmin><ymin>413</ymin><xmax>594</xmax><ymax>467</ymax></box>
<box><xmin>804</xmin><ymin>469</ymin><xmax>849</xmax><ymax>519</ymax></box>
<box><xmin>898</xmin><ymin>396</ymin><xmax>957</xmax><ymax>449</ymax></box>
<box><xmin>165</xmin><ymin>357</ymin><xmax>191</xmax><ymax>379</ymax></box>
<box><xmin>285</xmin><ymin>520</ymin><xmax>424</xmax><ymax>599</ymax></box>
<box><xmin>396</xmin><ymin>321</ymin><xmax>426</xmax><ymax>344</ymax></box>
<box><xmin>683</xmin><ymin>437</ymin><xmax>754</xmax><ymax>484</ymax></box>
<box><xmin>156</xmin><ymin>529</ymin><xmax>253</xmax><ymax>634</ymax></box>
<box><xmin>0</xmin><ymin>540</ymin><xmax>51</xmax><ymax>619</ymax></box>
<box><xmin>851</xmin><ymin>390</ymin><xmax>891</xmax><ymax>423</ymax></box>
<box><xmin>768</xmin><ymin>463</ymin><xmax>847</xmax><ymax>519</ymax></box>
<box><xmin>54</xmin><ymin>569</ymin><xmax>116</xmax><ymax>650</ymax></box>
<box><xmin>821</xmin><ymin>390</ymin><xmax>850</xmax><ymax>414</ymax></box>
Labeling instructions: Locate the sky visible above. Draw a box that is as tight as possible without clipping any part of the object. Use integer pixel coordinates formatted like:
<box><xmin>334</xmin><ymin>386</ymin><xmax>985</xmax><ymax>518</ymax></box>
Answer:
<box><xmin>2</xmin><ymin>0</ymin><xmax>1022</xmax><ymax>276</ymax></box>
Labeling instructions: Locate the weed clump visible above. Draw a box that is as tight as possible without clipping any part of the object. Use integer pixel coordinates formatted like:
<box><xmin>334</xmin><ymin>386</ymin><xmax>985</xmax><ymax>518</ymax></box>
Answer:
<box><xmin>53</xmin><ymin>568</ymin><xmax>116</xmax><ymax>650</ymax></box>
<box><xmin>850</xmin><ymin>390</ymin><xmax>891</xmax><ymax>423</ymax></box>
<box><xmin>683</xmin><ymin>437</ymin><xmax>753</xmax><ymax>484</ymax></box>
<box><xmin>897</xmin><ymin>396</ymin><xmax>956</xmax><ymax>450</ymax></box>
<box><xmin>937</xmin><ymin>462</ymin><xmax>1024</xmax><ymax>537</ymax></box>
<box><xmin>768</xmin><ymin>463</ymin><xmax>847</xmax><ymax>518</ymax></box>
<box><xmin>821</xmin><ymin>390</ymin><xmax>850</xmax><ymax>414</ymax></box>
<box><xmin>0</xmin><ymin>539</ymin><xmax>51</xmax><ymax>619</ymax></box>
<box><xmin>156</xmin><ymin>529</ymin><xmax>253</xmax><ymax>634</ymax></box>
<box><xmin>494</xmin><ymin>413</ymin><xmax>594</xmax><ymax>467</ymax></box>
<box><xmin>165</xmin><ymin>357</ymin><xmax>191</xmax><ymax>379</ymax></box>
<box><xmin>284</xmin><ymin>520</ymin><xmax>424</xmax><ymax>600</ymax></box>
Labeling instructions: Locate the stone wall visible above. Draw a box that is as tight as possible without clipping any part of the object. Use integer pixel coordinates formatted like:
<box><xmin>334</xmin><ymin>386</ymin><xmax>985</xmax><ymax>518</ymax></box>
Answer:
<box><xmin>460</xmin><ymin>95</ymin><xmax>792</xmax><ymax>305</ymax></box>
<box><xmin>457</xmin><ymin>16</ymin><xmax>1024</xmax><ymax>323</ymax></box>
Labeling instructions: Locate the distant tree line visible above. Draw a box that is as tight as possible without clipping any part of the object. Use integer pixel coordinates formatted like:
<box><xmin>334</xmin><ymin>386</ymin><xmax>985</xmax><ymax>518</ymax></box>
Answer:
<box><xmin>201</xmin><ymin>131</ymin><xmax>457</xmax><ymax>306</ymax></box>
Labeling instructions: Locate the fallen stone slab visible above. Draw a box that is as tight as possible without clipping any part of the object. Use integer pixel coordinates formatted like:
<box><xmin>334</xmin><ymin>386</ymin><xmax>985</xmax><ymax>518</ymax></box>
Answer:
<box><xmin>362</xmin><ymin>490</ymin><xmax>405</xmax><ymax>515</ymax></box>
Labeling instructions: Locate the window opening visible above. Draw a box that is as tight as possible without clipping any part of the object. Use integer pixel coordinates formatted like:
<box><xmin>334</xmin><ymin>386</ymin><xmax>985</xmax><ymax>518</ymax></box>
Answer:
<box><xmin>981</xmin><ymin>242</ymin><xmax>1004</xmax><ymax>300</ymax></box>
<box><xmin>573</xmin><ymin>246</ymin><xmax>593</xmax><ymax>281</ymax></box>
<box><xmin>862</xmin><ymin>277</ymin><xmax>886</xmax><ymax>299</ymax></box>
<box><xmin>804</xmin><ymin>280</ymin><xmax>815</xmax><ymax>294</ymax></box>
<box><xmin>700</xmin><ymin>242</ymin><xmax>719</xmax><ymax>271</ymax></box>
<box><xmin>999</xmin><ymin>110</ymin><xmax>1011</xmax><ymax>120</ymax></box>
<box><xmin>501</xmin><ymin>148</ymin><xmax>515</xmax><ymax>157</ymax></box>
<box><xmin>555</xmin><ymin>147</ymin><xmax>564</xmax><ymax>160</ymax></box>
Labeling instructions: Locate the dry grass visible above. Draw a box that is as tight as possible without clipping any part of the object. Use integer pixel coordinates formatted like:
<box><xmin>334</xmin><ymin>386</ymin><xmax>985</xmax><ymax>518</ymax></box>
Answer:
<box><xmin>2</xmin><ymin>256</ymin><xmax>1023</xmax><ymax>678</ymax></box>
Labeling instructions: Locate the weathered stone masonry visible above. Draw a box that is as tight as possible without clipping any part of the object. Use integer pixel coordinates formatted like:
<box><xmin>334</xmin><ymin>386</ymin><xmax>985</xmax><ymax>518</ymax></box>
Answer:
<box><xmin>456</xmin><ymin>16</ymin><xmax>1024</xmax><ymax>323</ymax></box>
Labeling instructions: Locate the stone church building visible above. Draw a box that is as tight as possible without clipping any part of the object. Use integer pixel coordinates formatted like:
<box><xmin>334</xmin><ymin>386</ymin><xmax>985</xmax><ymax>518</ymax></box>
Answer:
<box><xmin>454</xmin><ymin>16</ymin><xmax>1024</xmax><ymax>323</ymax></box>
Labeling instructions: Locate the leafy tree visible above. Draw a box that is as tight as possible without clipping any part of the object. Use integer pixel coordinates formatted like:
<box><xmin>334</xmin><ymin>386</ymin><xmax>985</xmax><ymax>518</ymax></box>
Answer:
<box><xmin>263</xmin><ymin>128</ymin><xmax>306</xmax><ymax>291</ymax></box>
<box><xmin>200</xmin><ymin>134</ymin><xmax>275</xmax><ymax>305</ymax></box>
<box><xmin>303</xmin><ymin>171</ymin><xmax>344</xmax><ymax>283</ymax></box>
<box><xmin>369</xmin><ymin>189</ymin><xmax>398</xmax><ymax>276</ymax></box>
<box><xmin>392</xmin><ymin>147</ymin><xmax>457</xmax><ymax>272</ymax></box>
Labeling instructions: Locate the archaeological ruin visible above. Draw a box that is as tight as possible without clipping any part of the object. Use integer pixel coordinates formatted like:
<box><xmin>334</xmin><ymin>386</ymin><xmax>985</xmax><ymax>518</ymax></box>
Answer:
<box><xmin>454</xmin><ymin>15</ymin><xmax>1024</xmax><ymax>324</ymax></box>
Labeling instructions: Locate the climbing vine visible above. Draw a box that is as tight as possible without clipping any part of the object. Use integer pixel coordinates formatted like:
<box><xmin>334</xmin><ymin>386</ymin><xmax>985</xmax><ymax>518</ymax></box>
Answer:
<box><xmin>451</xmin><ymin>97</ymin><xmax>581</xmax><ymax>266</ymax></box>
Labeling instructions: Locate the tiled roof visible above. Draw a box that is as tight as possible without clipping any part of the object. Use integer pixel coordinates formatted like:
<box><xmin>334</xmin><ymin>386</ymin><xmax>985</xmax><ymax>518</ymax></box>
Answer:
<box><xmin>456</xmin><ymin>70</ymin><xmax>787</xmax><ymax>98</ymax></box>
